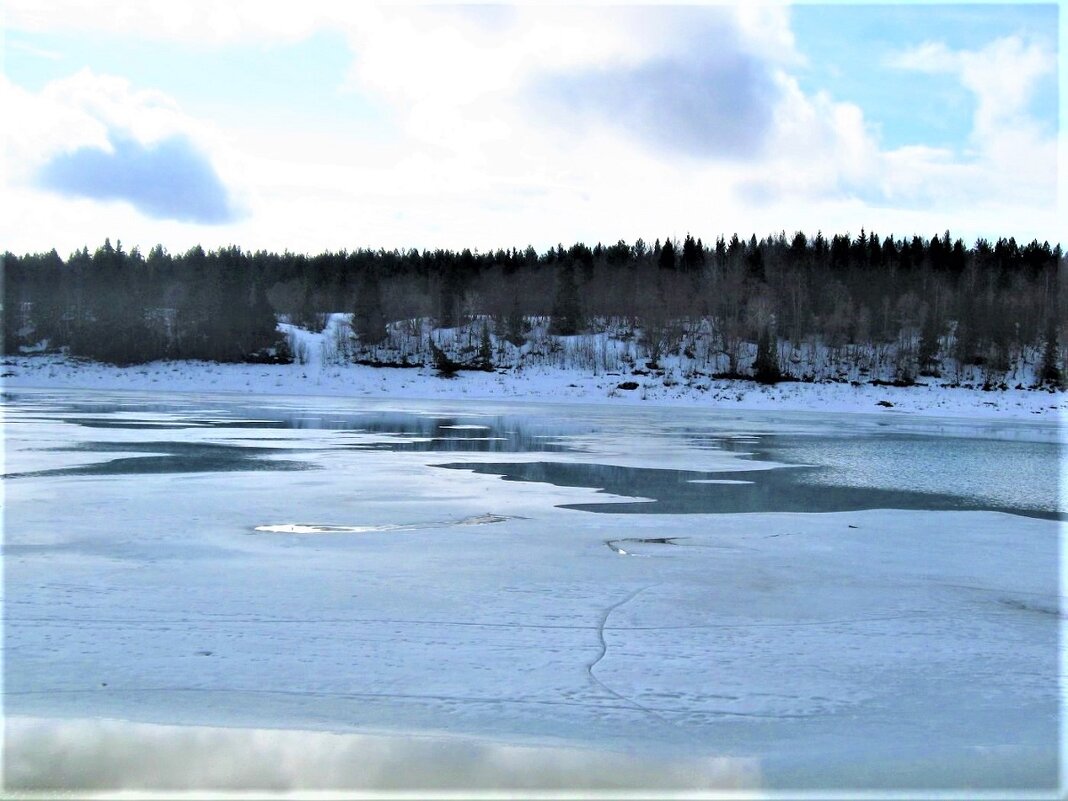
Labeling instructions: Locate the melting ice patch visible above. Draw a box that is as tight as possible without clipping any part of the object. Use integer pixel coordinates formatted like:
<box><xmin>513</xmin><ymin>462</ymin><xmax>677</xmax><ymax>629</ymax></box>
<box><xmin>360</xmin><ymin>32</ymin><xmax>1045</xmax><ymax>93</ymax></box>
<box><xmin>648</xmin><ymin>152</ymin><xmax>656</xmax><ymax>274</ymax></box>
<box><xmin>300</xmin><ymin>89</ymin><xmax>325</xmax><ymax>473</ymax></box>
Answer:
<box><xmin>254</xmin><ymin>524</ymin><xmax>395</xmax><ymax>534</ymax></box>
<box><xmin>605</xmin><ymin>537</ymin><xmax>683</xmax><ymax>556</ymax></box>
<box><xmin>254</xmin><ymin>513</ymin><xmax>518</xmax><ymax>534</ymax></box>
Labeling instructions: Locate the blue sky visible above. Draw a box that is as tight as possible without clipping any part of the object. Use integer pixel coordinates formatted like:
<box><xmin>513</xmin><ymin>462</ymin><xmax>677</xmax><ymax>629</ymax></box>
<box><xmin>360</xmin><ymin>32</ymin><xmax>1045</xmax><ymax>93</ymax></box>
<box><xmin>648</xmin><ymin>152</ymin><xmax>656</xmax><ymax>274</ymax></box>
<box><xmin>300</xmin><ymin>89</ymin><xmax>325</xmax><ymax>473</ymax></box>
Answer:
<box><xmin>3</xmin><ymin>3</ymin><xmax>1062</xmax><ymax>254</ymax></box>
<box><xmin>791</xmin><ymin>4</ymin><xmax>1058</xmax><ymax>149</ymax></box>
<box><xmin>5</xmin><ymin>28</ymin><xmax>390</xmax><ymax>140</ymax></box>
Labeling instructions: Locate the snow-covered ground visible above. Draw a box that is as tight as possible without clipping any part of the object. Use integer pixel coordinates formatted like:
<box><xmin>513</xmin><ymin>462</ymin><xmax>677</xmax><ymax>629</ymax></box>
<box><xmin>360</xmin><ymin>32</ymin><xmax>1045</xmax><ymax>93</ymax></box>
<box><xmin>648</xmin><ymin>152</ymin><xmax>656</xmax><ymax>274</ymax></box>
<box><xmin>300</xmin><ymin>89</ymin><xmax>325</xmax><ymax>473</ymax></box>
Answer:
<box><xmin>2</xmin><ymin>390</ymin><xmax>1062</xmax><ymax>793</ymax></box>
<box><xmin>2</xmin><ymin>310</ymin><xmax>1065</xmax><ymax>421</ymax></box>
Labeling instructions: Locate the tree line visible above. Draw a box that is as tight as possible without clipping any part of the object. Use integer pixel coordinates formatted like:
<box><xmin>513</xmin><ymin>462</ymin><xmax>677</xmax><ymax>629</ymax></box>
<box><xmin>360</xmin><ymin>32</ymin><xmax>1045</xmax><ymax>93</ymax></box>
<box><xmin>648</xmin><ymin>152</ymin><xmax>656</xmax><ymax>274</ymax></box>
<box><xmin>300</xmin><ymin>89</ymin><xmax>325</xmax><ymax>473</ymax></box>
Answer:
<box><xmin>2</xmin><ymin>230</ymin><xmax>1064</xmax><ymax>385</ymax></box>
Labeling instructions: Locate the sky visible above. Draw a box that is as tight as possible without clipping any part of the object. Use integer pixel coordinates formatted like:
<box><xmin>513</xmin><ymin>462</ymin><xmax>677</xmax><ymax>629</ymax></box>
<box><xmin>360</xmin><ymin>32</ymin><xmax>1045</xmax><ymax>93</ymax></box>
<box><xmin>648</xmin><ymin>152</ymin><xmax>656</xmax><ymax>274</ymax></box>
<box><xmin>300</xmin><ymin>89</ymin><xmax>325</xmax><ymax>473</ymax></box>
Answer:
<box><xmin>2</xmin><ymin>2</ymin><xmax>1063</xmax><ymax>256</ymax></box>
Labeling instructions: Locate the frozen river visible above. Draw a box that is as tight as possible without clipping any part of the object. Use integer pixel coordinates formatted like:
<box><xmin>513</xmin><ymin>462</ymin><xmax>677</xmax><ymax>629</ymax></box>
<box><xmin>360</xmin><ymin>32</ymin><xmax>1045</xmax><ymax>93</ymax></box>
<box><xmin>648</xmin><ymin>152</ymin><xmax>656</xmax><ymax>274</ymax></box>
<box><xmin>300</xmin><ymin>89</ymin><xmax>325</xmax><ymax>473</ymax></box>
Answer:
<box><xmin>2</xmin><ymin>388</ymin><xmax>1063</xmax><ymax>792</ymax></box>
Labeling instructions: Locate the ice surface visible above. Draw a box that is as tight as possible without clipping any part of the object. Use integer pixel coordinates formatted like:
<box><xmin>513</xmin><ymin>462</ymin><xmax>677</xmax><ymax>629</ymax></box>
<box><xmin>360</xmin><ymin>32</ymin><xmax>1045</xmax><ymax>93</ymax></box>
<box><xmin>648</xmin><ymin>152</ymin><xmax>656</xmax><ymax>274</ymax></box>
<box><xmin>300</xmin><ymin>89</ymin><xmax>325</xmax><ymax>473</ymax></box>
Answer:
<box><xmin>2</xmin><ymin>388</ymin><xmax>1062</xmax><ymax>793</ymax></box>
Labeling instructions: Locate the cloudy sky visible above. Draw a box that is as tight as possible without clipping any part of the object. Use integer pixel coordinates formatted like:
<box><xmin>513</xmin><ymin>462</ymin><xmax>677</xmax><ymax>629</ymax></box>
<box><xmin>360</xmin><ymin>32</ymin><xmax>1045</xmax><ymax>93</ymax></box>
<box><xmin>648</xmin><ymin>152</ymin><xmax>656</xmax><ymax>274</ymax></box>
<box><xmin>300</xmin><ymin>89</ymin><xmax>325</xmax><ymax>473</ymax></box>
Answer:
<box><xmin>3</xmin><ymin>2</ymin><xmax>1062</xmax><ymax>256</ymax></box>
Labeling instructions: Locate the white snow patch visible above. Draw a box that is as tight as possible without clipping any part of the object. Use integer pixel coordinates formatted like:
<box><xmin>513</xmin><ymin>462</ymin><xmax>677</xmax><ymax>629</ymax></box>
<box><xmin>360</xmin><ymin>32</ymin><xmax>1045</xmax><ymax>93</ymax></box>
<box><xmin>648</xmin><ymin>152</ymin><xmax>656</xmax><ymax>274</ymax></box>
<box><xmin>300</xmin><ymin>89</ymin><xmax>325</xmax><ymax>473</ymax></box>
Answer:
<box><xmin>3</xmin><ymin>346</ymin><xmax>1065</xmax><ymax>422</ymax></box>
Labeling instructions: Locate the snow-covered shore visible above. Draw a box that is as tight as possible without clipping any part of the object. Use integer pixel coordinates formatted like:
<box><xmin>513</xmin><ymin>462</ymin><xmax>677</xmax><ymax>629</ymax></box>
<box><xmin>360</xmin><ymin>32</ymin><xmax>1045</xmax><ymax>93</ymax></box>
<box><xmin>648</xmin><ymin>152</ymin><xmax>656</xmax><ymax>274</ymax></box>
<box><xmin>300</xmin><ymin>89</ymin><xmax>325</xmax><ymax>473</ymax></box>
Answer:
<box><xmin>5</xmin><ymin>312</ymin><xmax>1065</xmax><ymax>420</ymax></box>
<box><xmin>3</xmin><ymin>351</ymin><xmax>1065</xmax><ymax>421</ymax></box>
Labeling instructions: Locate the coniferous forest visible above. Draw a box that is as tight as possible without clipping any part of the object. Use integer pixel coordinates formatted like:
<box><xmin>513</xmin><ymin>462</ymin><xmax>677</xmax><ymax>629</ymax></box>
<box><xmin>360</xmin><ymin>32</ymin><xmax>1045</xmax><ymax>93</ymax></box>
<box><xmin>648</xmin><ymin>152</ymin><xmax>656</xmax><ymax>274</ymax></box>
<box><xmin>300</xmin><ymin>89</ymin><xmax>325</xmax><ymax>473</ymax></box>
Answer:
<box><xmin>2</xmin><ymin>230</ymin><xmax>1064</xmax><ymax>387</ymax></box>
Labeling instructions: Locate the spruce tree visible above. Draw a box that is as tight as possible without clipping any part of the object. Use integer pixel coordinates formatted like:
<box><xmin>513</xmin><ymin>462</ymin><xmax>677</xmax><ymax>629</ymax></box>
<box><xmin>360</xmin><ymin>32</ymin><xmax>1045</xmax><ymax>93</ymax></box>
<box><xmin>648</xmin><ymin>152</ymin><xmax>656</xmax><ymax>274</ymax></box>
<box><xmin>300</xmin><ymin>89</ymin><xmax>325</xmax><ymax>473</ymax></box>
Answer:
<box><xmin>658</xmin><ymin>237</ymin><xmax>677</xmax><ymax>271</ymax></box>
<box><xmin>752</xmin><ymin>326</ymin><xmax>781</xmax><ymax>384</ymax></box>
<box><xmin>478</xmin><ymin>321</ymin><xmax>493</xmax><ymax>370</ymax></box>
<box><xmin>429</xmin><ymin>335</ymin><xmax>459</xmax><ymax>377</ymax></box>
<box><xmin>353</xmin><ymin>269</ymin><xmax>387</xmax><ymax>346</ymax></box>
<box><xmin>550</xmin><ymin>262</ymin><xmax>583</xmax><ymax>336</ymax></box>
<box><xmin>247</xmin><ymin>281</ymin><xmax>289</xmax><ymax>362</ymax></box>
<box><xmin>918</xmin><ymin>309</ymin><xmax>942</xmax><ymax>376</ymax></box>
<box><xmin>1039</xmin><ymin>315</ymin><xmax>1062</xmax><ymax>386</ymax></box>
<box><xmin>504</xmin><ymin>294</ymin><xmax>526</xmax><ymax>347</ymax></box>
<box><xmin>681</xmin><ymin>234</ymin><xmax>704</xmax><ymax>271</ymax></box>
<box><xmin>745</xmin><ymin>244</ymin><xmax>766</xmax><ymax>283</ymax></box>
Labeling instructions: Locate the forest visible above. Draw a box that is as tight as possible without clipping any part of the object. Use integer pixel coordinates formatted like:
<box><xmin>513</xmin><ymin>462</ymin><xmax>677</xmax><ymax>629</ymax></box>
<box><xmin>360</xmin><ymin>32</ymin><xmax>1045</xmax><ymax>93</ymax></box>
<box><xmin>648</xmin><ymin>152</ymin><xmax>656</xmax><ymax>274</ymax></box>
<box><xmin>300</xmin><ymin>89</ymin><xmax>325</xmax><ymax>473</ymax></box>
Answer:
<box><xmin>2</xmin><ymin>230</ymin><xmax>1064</xmax><ymax>387</ymax></box>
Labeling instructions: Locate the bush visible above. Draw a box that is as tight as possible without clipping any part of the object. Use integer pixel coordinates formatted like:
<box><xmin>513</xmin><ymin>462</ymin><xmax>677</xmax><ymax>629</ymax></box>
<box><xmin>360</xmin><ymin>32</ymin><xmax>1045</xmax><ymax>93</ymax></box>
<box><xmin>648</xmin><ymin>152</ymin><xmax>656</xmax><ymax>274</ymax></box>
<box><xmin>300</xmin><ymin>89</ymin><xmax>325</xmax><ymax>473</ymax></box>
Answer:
<box><xmin>429</xmin><ymin>337</ymin><xmax>460</xmax><ymax>378</ymax></box>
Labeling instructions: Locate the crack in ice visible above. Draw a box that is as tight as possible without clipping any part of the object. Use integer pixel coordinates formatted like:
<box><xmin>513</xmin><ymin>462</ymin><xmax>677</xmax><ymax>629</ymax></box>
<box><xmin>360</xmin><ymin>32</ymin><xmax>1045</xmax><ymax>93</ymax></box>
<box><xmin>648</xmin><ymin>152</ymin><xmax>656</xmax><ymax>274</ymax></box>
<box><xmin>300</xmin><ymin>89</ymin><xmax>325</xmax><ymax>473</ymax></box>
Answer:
<box><xmin>586</xmin><ymin>584</ymin><xmax>675</xmax><ymax>725</ymax></box>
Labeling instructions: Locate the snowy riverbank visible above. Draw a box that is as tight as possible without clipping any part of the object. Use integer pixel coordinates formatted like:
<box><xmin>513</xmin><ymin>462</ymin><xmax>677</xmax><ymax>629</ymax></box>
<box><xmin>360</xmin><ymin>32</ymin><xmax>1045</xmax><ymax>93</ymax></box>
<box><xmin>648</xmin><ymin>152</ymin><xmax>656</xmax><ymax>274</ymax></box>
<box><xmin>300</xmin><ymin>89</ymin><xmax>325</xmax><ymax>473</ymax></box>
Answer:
<box><xmin>3</xmin><ymin>352</ymin><xmax>1065</xmax><ymax>421</ymax></box>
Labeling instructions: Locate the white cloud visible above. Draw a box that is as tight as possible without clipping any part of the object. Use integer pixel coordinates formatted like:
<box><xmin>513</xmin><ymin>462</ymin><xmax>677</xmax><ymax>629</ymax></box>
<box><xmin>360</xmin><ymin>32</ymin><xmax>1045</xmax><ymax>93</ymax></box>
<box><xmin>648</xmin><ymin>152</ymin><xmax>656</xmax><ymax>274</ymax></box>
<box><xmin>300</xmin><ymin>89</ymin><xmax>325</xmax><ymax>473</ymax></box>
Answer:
<box><xmin>740</xmin><ymin>74</ymin><xmax>881</xmax><ymax>203</ymax></box>
<box><xmin>2</xmin><ymin>8</ymin><xmax>1061</xmax><ymax>254</ymax></box>
<box><xmin>734</xmin><ymin>4</ymin><xmax>804</xmax><ymax>68</ymax></box>
<box><xmin>914</xmin><ymin>35</ymin><xmax>1055</xmax><ymax>132</ymax></box>
<box><xmin>3</xmin><ymin>70</ymin><xmax>251</xmax><ymax>238</ymax></box>
<box><xmin>889</xmin><ymin>36</ymin><xmax>1054</xmax><ymax>136</ymax></box>
<box><xmin>4</xmin><ymin>0</ymin><xmax>333</xmax><ymax>46</ymax></box>
<box><xmin>3</xmin><ymin>75</ymin><xmax>110</xmax><ymax>183</ymax></box>
<box><xmin>734</xmin><ymin>32</ymin><xmax>1058</xmax><ymax>234</ymax></box>
<box><xmin>884</xmin><ymin>35</ymin><xmax>1058</xmax><ymax>210</ymax></box>
<box><xmin>7</xmin><ymin>40</ymin><xmax>65</xmax><ymax>60</ymax></box>
<box><xmin>4</xmin><ymin>70</ymin><xmax>223</xmax><ymax>177</ymax></box>
<box><xmin>337</xmin><ymin>6</ymin><xmax>787</xmax><ymax>156</ymax></box>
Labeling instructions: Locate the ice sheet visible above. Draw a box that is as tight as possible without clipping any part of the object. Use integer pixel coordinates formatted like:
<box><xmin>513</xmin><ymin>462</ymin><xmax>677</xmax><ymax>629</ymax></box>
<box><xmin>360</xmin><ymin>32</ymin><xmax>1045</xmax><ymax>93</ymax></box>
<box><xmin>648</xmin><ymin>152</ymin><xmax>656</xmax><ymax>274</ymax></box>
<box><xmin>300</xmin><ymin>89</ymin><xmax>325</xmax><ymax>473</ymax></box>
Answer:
<box><xmin>2</xmin><ymin>390</ymin><xmax>1062</xmax><ymax>793</ymax></box>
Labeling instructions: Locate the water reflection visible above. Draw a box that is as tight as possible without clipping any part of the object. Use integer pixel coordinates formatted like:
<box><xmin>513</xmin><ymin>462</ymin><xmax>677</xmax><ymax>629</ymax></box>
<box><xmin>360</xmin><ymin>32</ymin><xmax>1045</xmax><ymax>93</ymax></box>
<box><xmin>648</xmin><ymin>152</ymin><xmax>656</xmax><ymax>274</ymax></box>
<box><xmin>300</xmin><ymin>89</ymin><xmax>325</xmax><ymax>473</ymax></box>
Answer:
<box><xmin>11</xmin><ymin>400</ymin><xmax>585</xmax><ymax>454</ymax></box>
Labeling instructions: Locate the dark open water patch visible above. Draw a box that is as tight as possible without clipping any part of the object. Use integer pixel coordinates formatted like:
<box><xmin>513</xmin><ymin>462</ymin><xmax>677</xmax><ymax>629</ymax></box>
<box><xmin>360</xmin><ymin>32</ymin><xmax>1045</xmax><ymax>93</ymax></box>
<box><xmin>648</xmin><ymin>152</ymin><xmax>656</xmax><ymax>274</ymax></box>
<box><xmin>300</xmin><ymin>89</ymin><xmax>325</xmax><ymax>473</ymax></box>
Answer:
<box><xmin>5</xmin><ymin>393</ymin><xmax>1060</xmax><ymax>517</ymax></box>
<box><xmin>434</xmin><ymin>461</ymin><xmax>1060</xmax><ymax>521</ymax></box>
<box><xmin>2</xmin><ymin>441</ymin><xmax>315</xmax><ymax>478</ymax></box>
